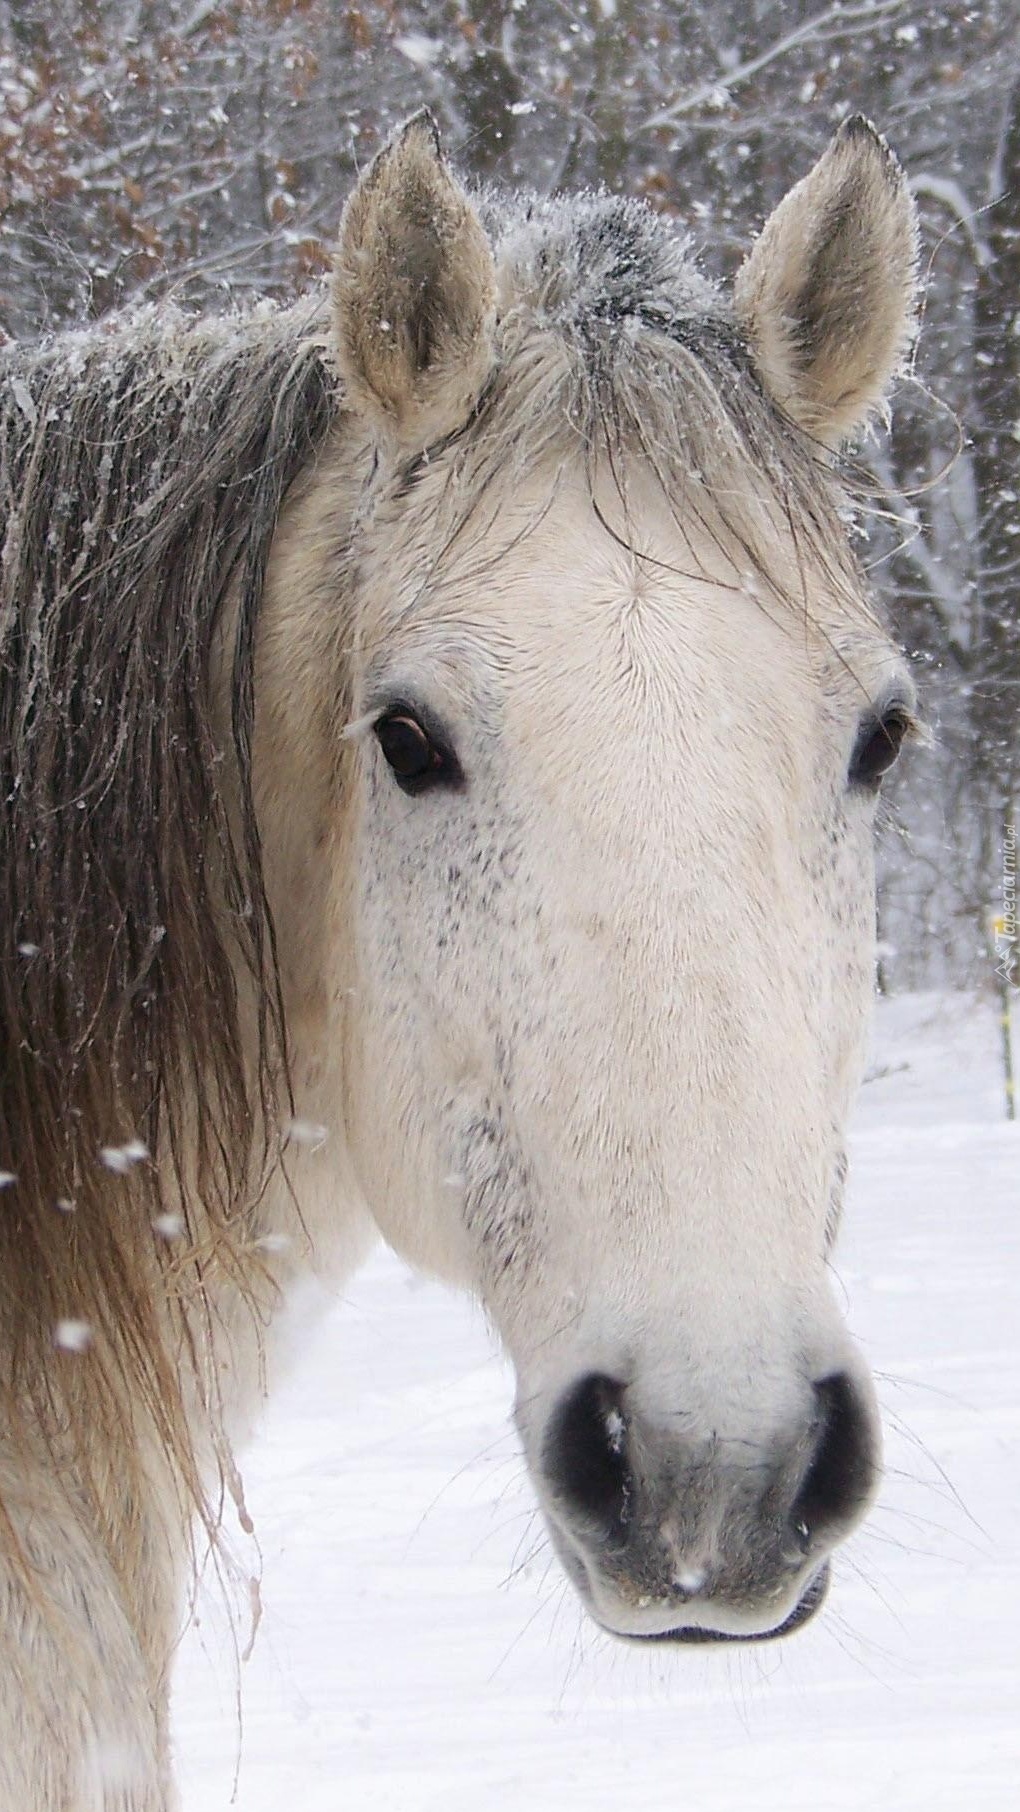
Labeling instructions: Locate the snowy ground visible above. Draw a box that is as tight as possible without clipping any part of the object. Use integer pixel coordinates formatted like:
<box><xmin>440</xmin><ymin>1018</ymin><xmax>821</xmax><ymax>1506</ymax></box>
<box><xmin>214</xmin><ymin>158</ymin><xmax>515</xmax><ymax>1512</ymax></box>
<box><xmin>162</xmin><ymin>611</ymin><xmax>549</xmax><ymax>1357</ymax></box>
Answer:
<box><xmin>173</xmin><ymin>994</ymin><xmax>1019</xmax><ymax>1811</ymax></box>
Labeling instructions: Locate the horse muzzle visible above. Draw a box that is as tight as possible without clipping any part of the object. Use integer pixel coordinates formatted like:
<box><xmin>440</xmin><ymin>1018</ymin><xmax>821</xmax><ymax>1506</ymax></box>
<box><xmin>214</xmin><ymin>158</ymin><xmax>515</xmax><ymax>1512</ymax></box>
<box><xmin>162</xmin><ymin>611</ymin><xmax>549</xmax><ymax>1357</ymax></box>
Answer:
<box><xmin>532</xmin><ymin>1366</ymin><xmax>879</xmax><ymax>1642</ymax></box>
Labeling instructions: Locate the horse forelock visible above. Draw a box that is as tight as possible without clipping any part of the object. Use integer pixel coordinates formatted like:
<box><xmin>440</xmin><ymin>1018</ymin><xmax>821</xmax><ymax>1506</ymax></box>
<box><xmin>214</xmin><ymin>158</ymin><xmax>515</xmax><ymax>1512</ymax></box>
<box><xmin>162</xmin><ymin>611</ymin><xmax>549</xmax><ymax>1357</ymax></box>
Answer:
<box><xmin>384</xmin><ymin>188</ymin><xmax>877</xmax><ymax>650</ymax></box>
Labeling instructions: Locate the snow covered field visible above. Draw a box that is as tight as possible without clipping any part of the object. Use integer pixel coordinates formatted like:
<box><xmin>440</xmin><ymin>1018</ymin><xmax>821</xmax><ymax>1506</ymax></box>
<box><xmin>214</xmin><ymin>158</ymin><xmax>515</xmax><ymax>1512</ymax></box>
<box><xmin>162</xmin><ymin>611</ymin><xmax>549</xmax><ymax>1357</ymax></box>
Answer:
<box><xmin>174</xmin><ymin>994</ymin><xmax>1019</xmax><ymax>1811</ymax></box>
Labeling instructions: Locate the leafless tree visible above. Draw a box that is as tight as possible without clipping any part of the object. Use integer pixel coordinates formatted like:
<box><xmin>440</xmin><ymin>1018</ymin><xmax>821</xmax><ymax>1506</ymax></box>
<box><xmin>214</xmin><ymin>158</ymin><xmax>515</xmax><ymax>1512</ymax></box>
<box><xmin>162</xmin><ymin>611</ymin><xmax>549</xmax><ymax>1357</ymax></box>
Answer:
<box><xmin>1</xmin><ymin>0</ymin><xmax>1017</xmax><ymax>985</ymax></box>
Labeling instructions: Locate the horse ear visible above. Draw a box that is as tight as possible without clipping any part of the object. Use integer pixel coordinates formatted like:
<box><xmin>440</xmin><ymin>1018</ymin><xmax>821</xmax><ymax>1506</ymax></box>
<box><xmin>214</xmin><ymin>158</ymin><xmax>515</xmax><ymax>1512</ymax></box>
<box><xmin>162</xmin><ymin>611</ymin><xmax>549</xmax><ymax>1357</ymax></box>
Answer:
<box><xmin>733</xmin><ymin>117</ymin><xmax>918</xmax><ymax>446</ymax></box>
<box><xmin>332</xmin><ymin>111</ymin><xmax>497</xmax><ymax>446</ymax></box>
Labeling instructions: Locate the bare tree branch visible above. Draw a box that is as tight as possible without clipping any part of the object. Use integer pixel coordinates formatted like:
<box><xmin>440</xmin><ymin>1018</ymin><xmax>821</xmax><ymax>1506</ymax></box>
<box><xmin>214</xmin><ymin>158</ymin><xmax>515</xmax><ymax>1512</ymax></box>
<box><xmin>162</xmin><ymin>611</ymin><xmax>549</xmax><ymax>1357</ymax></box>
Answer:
<box><xmin>641</xmin><ymin>0</ymin><xmax>910</xmax><ymax>132</ymax></box>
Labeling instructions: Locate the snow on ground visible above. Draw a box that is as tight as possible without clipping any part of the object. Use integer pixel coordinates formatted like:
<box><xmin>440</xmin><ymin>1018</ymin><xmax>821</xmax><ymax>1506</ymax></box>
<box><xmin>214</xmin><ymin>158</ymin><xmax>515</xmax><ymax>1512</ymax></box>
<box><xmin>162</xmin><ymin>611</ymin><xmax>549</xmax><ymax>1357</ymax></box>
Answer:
<box><xmin>174</xmin><ymin>995</ymin><xmax>1019</xmax><ymax>1810</ymax></box>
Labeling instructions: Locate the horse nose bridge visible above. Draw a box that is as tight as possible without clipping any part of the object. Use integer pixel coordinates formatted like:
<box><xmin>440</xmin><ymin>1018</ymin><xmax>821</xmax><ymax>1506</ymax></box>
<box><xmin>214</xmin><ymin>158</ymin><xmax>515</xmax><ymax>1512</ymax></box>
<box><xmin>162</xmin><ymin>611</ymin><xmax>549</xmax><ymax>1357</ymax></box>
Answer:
<box><xmin>518</xmin><ymin>900</ymin><xmax>833</xmax><ymax>1177</ymax></box>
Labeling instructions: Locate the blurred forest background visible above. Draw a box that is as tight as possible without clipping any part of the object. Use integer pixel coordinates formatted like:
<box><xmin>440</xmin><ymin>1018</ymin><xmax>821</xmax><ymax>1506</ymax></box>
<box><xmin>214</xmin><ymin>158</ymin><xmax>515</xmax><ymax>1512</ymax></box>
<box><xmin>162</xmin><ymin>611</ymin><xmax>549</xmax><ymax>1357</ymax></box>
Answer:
<box><xmin>0</xmin><ymin>0</ymin><xmax>1017</xmax><ymax>991</ymax></box>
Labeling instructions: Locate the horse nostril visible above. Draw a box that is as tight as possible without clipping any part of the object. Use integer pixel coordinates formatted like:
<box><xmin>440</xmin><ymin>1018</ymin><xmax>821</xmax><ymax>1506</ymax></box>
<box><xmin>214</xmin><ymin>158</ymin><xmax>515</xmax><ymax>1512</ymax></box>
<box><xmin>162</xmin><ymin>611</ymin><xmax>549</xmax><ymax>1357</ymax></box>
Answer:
<box><xmin>790</xmin><ymin>1371</ymin><xmax>876</xmax><ymax>1549</ymax></box>
<box><xmin>543</xmin><ymin>1372</ymin><xmax>632</xmax><ymax>1542</ymax></box>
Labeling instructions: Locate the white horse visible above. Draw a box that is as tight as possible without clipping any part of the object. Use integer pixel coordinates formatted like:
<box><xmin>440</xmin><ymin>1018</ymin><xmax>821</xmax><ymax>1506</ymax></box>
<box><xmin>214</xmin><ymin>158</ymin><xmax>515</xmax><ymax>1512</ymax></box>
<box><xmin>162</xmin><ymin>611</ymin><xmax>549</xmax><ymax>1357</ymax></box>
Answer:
<box><xmin>0</xmin><ymin>112</ymin><xmax>918</xmax><ymax>1806</ymax></box>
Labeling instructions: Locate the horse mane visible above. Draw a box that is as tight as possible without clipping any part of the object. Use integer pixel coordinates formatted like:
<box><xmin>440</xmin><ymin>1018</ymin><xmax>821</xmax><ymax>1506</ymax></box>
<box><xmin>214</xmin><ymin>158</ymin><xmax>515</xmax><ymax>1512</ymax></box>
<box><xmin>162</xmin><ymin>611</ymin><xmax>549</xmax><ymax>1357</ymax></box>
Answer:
<box><xmin>0</xmin><ymin>295</ymin><xmax>337</xmax><ymax>1544</ymax></box>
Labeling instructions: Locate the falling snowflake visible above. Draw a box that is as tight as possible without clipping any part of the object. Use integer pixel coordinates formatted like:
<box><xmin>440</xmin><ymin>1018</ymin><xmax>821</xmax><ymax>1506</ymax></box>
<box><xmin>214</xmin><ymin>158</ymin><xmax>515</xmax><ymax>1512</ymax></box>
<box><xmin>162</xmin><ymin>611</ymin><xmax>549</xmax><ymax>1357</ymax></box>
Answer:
<box><xmin>393</xmin><ymin>34</ymin><xmax>441</xmax><ymax>67</ymax></box>
<box><xmin>284</xmin><ymin>1118</ymin><xmax>328</xmax><ymax>1151</ymax></box>
<box><xmin>100</xmin><ymin>1139</ymin><xmax>149</xmax><ymax>1173</ymax></box>
<box><xmin>605</xmin><ymin>1407</ymin><xmax>626</xmax><ymax>1455</ymax></box>
<box><xmin>54</xmin><ymin>1319</ymin><xmax>92</xmax><ymax>1352</ymax></box>
<box><xmin>674</xmin><ymin>1568</ymin><xmax>707</xmax><ymax>1596</ymax></box>
<box><xmin>254</xmin><ymin>1232</ymin><xmax>291</xmax><ymax>1255</ymax></box>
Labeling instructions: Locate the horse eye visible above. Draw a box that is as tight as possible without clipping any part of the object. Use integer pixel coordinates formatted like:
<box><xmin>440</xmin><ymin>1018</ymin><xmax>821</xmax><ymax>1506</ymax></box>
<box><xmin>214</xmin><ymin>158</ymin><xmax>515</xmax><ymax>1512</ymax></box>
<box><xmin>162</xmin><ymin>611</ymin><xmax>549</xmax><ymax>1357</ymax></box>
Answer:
<box><xmin>848</xmin><ymin>707</ymin><xmax>911</xmax><ymax>791</ymax></box>
<box><xmin>374</xmin><ymin>711</ymin><xmax>459</xmax><ymax>794</ymax></box>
